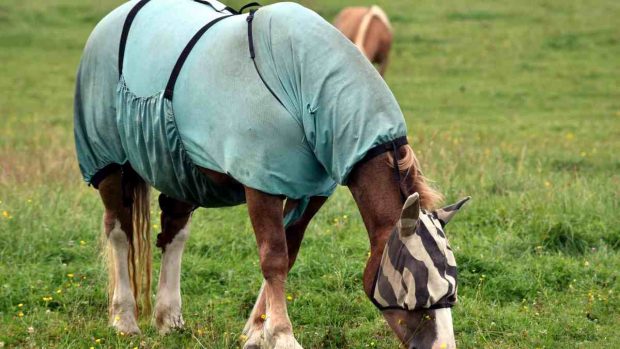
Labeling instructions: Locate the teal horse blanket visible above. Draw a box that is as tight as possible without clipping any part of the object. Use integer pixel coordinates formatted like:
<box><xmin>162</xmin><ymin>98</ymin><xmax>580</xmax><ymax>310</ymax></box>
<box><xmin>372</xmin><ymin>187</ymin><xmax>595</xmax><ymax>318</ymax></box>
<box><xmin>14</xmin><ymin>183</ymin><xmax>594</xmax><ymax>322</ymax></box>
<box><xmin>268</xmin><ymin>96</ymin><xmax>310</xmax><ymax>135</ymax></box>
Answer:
<box><xmin>74</xmin><ymin>0</ymin><xmax>407</xmax><ymax>220</ymax></box>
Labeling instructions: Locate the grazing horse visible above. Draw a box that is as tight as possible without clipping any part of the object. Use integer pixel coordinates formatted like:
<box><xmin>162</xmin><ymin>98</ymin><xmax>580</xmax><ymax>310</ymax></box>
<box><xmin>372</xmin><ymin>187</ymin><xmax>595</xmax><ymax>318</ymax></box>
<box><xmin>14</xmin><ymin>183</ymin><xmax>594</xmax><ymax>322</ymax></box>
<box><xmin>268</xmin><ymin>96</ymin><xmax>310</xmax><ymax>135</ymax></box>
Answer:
<box><xmin>74</xmin><ymin>1</ymin><xmax>467</xmax><ymax>348</ymax></box>
<box><xmin>334</xmin><ymin>5</ymin><xmax>393</xmax><ymax>76</ymax></box>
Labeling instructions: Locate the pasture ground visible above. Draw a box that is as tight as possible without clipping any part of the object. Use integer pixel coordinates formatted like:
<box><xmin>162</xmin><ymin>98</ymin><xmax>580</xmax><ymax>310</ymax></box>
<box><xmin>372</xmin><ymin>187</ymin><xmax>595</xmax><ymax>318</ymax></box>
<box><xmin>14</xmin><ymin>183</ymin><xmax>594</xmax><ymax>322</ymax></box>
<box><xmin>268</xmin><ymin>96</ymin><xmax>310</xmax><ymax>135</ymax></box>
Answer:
<box><xmin>1</xmin><ymin>0</ymin><xmax>619</xmax><ymax>348</ymax></box>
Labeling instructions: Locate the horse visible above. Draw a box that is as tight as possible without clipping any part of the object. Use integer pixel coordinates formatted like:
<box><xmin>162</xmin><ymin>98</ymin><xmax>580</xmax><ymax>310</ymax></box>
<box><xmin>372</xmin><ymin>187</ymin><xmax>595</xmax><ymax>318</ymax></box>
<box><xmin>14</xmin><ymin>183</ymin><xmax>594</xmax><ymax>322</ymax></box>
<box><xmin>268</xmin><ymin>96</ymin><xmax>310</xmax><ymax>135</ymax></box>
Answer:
<box><xmin>74</xmin><ymin>1</ymin><xmax>466</xmax><ymax>348</ymax></box>
<box><xmin>334</xmin><ymin>5</ymin><xmax>393</xmax><ymax>76</ymax></box>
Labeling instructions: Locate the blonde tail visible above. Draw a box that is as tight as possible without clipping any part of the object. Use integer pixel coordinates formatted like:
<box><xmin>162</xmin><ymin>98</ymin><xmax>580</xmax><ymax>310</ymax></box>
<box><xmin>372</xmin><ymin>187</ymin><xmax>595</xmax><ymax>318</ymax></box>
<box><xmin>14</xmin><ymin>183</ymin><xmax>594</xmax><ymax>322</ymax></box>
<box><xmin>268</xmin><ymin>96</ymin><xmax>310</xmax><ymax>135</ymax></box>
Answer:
<box><xmin>104</xmin><ymin>179</ymin><xmax>152</xmax><ymax>318</ymax></box>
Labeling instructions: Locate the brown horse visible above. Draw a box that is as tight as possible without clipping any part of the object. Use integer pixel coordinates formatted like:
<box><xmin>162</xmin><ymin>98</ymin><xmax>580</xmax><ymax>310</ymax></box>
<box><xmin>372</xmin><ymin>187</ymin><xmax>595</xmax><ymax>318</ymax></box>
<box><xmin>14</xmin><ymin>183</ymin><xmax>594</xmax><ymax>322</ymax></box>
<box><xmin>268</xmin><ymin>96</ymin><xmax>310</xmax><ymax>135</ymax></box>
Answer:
<box><xmin>76</xmin><ymin>1</ymin><xmax>459</xmax><ymax>348</ymax></box>
<box><xmin>334</xmin><ymin>5</ymin><xmax>393</xmax><ymax>76</ymax></box>
<box><xmin>97</xmin><ymin>146</ymin><xmax>453</xmax><ymax>348</ymax></box>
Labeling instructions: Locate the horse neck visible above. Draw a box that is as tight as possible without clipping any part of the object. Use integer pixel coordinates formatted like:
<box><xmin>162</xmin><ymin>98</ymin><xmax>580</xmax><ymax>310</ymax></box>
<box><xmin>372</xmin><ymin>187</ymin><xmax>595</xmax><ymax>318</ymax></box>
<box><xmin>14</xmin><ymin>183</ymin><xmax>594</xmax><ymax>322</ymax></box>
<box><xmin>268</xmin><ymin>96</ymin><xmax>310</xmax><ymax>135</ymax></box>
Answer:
<box><xmin>347</xmin><ymin>153</ymin><xmax>403</xmax><ymax>296</ymax></box>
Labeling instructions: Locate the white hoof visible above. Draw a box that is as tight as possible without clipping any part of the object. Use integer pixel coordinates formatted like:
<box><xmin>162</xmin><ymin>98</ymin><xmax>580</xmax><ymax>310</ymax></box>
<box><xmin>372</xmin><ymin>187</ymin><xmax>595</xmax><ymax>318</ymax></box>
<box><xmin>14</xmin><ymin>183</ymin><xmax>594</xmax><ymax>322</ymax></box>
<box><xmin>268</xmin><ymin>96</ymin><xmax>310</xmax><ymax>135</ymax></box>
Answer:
<box><xmin>111</xmin><ymin>311</ymin><xmax>140</xmax><ymax>335</ymax></box>
<box><xmin>269</xmin><ymin>333</ymin><xmax>303</xmax><ymax>349</ymax></box>
<box><xmin>155</xmin><ymin>304</ymin><xmax>185</xmax><ymax>335</ymax></box>
<box><xmin>242</xmin><ymin>329</ymin><xmax>264</xmax><ymax>349</ymax></box>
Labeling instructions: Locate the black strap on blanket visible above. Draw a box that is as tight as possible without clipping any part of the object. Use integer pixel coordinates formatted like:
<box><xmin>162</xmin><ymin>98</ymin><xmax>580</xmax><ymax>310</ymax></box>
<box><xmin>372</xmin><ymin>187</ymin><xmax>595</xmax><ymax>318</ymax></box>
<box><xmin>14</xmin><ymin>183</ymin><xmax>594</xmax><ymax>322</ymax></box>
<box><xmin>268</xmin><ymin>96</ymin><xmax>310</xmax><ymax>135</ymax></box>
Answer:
<box><xmin>118</xmin><ymin>0</ymin><xmax>151</xmax><ymax>78</ymax></box>
<box><xmin>192</xmin><ymin>0</ymin><xmax>259</xmax><ymax>15</ymax></box>
<box><xmin>118</xmin><ymin>0</ymin><xmax>265</xmax><ymax>101</ymax></box>
<box><xmin>238</xmin><ymin>2</ymin><xmax>261</xmax><ymax>13</ymax></box>
<box><xmin>164</xmin><ymin>14</ymin><xmax>233</xmax><ymax>100</ymax></box>
<box><xmin>163</xmin><ymin>2</ymin><xmax>260</xmax><ymax>100</ymax></box>
<box><xmin>193</xmin><ymin>0</ymin><xmax>236</xmax><ymax>14</ymax></box>
<box><xmin>246</xmin><ymin>9</ymin><xmax>286</xmax><ymax>108</ymax></box>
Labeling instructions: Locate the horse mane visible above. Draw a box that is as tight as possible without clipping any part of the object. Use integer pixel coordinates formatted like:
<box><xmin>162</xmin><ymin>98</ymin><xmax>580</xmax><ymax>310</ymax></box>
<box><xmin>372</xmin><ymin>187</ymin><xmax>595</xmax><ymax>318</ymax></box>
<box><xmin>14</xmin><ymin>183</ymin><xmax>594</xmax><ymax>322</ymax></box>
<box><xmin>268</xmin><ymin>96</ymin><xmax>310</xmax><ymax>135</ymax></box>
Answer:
<box><xmin>354</xmin><ymin>5</ymin><xmax>392</xmax><ymax>52</ymax></box>
<box><xmin>386</xmin><ymin>144</ymin><xmax>443</xmax><ymax>209</ymax></box>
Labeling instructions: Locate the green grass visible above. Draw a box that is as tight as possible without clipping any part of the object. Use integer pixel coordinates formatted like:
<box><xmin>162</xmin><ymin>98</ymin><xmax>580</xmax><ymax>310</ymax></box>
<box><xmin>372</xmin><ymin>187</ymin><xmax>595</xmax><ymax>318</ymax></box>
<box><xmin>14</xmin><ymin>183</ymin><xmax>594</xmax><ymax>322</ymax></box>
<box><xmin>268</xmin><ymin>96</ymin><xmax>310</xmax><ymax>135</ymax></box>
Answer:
<box><xmin>1</xmin><ymin>0</ymin><xmax>619</xmax><ymax>348</ymax></box>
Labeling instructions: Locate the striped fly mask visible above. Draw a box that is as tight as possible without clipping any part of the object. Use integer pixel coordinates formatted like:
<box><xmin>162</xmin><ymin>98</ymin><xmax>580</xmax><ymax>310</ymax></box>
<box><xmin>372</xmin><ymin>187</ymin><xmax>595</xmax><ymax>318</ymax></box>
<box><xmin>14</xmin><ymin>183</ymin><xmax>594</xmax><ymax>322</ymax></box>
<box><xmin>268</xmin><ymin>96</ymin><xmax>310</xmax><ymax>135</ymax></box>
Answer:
<box><xmin>371</xmin><ymin>193</ymin><xmax>470</xmax><ymax>311</ymax></box>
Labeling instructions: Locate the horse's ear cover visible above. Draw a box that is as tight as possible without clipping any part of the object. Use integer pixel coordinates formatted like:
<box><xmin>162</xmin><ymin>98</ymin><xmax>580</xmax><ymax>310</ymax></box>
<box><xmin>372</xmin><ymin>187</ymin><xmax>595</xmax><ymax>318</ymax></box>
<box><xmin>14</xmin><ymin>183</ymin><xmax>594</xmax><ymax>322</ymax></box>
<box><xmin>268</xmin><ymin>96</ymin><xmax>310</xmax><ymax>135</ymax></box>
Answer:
<box><xmin>434</xmin><ymin>196</ymin><xmax>471</xmax><ymax>227</ymax></box>
<box><xmin>399</xmin><ymin>192</ymin><xmax>420</xmax><ymax>238</ymax></box>
<box><xmin>371</xmin><ymin>194</ymin><xmax>471</xmax><ymax>311</ymax></box>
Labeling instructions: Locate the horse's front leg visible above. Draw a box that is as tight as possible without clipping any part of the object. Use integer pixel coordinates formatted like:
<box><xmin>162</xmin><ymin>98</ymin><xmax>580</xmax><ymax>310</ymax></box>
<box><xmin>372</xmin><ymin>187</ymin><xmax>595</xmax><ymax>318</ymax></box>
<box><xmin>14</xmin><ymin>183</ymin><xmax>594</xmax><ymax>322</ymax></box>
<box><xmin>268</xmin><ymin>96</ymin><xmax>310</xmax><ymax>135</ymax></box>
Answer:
<box><xmin>154</xmin><ymin>194</ymin><xmax>195</xmax><ymax>334</ymax></box>
<box><xmin>243</xmin><ymin>197</ymin><xmax>327</xmax><ymax>348</ymax></box>
<box><xmin>245</xmin><ymin>188</ymin><xmax>303</xmax><ymax>349</ymax></box>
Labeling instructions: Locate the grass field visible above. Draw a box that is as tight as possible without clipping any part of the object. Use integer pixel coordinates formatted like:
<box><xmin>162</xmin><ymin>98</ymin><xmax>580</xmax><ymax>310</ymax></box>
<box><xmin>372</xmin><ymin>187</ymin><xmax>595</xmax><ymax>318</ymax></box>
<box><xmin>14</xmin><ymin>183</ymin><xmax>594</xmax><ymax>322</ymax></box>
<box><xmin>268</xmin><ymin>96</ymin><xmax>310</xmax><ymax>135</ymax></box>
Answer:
<box><xmin>1</xmin><ymin>0</ymin><xmax>619</xmax><ymax>348</ymax></box>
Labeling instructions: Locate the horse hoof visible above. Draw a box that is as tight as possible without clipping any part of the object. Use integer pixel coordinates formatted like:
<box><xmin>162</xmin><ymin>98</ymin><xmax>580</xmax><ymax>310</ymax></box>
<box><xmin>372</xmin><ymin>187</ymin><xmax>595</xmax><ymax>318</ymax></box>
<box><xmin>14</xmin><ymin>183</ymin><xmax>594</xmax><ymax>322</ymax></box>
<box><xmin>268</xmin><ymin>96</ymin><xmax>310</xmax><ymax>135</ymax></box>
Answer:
<box><xmin>155</xmin><ymin>305</ymin><xmax>185</xmax><ymax>335</ymax></box>
<box><xmin>243</xmin><ymin>329</ymin><xmax>264</xmax><ymax>349</ymax></box>
<box><xmin>112</xmin><ymin>313</ymin><xmax>141</xmax><ymax>335</ymax></box>
<box><xmin>272</xmin><ymin>334</ymin><xmax>303</xmax><ymax>349</ymax></box>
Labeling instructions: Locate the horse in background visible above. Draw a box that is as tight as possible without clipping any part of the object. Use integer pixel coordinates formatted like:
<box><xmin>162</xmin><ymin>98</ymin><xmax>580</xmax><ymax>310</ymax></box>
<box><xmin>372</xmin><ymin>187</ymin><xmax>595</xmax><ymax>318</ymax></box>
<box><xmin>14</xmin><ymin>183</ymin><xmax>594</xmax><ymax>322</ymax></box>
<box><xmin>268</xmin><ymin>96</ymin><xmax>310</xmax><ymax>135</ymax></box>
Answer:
<box><xmin>334</xmin><ymin>5</ymin><xmax>393</xmax><ymax>76</ymax></box>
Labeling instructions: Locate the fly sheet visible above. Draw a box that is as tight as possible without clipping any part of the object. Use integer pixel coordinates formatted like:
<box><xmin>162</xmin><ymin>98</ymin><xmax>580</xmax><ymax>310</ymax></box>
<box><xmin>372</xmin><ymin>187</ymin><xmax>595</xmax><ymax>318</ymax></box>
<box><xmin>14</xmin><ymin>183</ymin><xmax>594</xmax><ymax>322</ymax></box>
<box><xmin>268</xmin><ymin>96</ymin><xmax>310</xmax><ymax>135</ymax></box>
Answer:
<box><xmin>74</xmin><ymin>0</ymin><xmax>407</xmax><ymax>223</ymax></box>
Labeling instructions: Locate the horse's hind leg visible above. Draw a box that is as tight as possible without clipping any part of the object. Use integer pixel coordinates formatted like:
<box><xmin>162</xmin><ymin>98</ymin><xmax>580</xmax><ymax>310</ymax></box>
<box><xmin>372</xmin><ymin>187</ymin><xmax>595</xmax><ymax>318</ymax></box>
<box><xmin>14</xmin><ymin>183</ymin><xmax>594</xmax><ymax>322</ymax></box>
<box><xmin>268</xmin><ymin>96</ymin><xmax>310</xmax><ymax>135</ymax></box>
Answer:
<box><xmin>98</xmin><ymin>169</ymin><xmax>141</xmax><ymax>335</ymax></box>
<box><xmin>154</xmin><ymin>194</ymin><xmax>195</xmax><ymax>334</ymax></box>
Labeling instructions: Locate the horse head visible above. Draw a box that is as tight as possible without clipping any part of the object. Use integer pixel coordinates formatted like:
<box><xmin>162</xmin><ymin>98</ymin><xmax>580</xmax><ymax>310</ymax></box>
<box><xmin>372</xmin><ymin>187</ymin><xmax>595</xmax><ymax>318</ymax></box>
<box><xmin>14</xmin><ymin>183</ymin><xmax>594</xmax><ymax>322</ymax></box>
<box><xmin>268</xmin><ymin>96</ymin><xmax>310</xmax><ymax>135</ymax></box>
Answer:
<box><xmin>375</xmin><ymin>193</ymin><xmax>470</xmax><ymax>349</ymax></box>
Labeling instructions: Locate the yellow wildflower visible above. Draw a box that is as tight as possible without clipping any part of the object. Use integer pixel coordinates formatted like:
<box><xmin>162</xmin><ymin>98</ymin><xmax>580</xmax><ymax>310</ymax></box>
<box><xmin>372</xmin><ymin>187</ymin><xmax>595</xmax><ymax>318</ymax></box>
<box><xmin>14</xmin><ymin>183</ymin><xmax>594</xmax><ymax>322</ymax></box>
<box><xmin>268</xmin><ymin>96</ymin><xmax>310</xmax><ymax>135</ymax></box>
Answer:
<box><xmin>286</xmin><ymin>295</ymin><xmax>293</xmax><ymax>301</ymax></box>
<box><xmin>80</xmin><ymin>240</ymin><xmax>86</xmax><ymax>246</ymax></box>
<box><xmin>56</xmin><ymin>289</ymin><xmax>62</xmax><ymax>294</ymax></box>
<box><xmin>260</xmin><ymin>314</ymin><xmax>267</xmax><ymax>320</ymax></box>
<box><xmin>18</xmin><ymin>311</ymin><xmax>24</xmax><ymax>318</ymax></box>
<box><xmin>95</xmin><ymin>338</ymin><xmax>101</xmax><ymax>344</ymax></box>
<box><xmin>18</xmin><ymin>303</ymin><xmax>23</xmax><ymax>308</ymax></box>
<box><xmin>67</xmin><ymin>273</ymin><xmax>74</xmax><ymax>278</ymax></box>
<box><xmin>2</xmin><ymin>211</ymin><xmax>8</xmax><ymax>218</ymax></box>
<box><xmin>544</xmin><ymin>180</ymin><xmax>551</xmax><ymax>188</ymax></box>
<box><xmin>115</xmin><ymin>315</ymin><xmax>121</xmax><ymax>322</ymax></box>
<box><xmin>153</xmin><ymin>224</ymin><xmax>159</xmax><ymax>229</ymax></box>
<box><xmin>565</xmin><ymin>132</ymin><xmax>574</xmax><ymax>140</ymax></box>
<box><xmin>239</xmin><ymin>334</ymin><xmax>248</xmax><ymax>342</ymax></box>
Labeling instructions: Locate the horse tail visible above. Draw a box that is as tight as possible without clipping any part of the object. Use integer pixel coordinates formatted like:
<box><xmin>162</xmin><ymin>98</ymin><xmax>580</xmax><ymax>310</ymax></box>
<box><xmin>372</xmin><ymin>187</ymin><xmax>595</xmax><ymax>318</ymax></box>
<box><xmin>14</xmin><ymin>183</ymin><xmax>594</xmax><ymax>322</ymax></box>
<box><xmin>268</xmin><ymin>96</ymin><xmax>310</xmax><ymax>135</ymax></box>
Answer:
<box><xmin>354</xmin><ymin>5</ymin><xmax>392</xmax><ymax>53</ymax></box>
<box><xmin>104</xmin><ymin>175</ymin><xmax>152</xmax><ymax>318</ymax></box>
<box><xmin>387</xmin><ymin>144</ymin><xmax>443</xmax><ymax>209</ymax></box>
